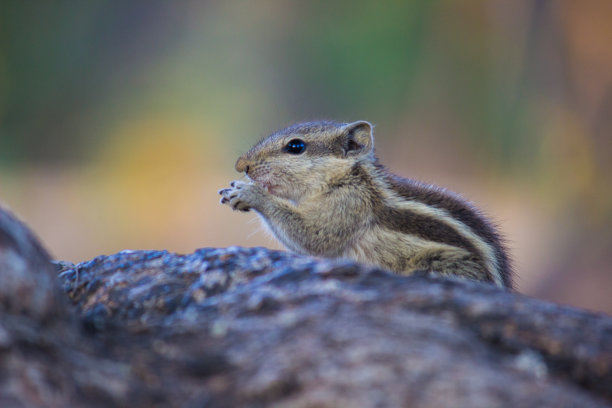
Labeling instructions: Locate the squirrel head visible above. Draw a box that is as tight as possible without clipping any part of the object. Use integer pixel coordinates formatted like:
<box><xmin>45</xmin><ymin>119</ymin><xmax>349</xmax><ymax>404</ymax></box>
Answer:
<box><xmin>235</xmin><ymin>120</ymin><xmax>375</xmax><ymax>203</ymax></box>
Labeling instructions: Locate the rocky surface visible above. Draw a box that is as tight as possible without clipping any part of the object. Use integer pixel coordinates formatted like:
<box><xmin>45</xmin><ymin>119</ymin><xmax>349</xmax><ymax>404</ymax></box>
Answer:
<box><xmin>1</xmin><ymin>205</ymin><xmax>611</xmax><ymax>407</ymax></box>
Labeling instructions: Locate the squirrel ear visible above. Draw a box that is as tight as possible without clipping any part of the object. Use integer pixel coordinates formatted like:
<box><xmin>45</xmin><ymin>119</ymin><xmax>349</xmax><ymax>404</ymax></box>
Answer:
<box><xmin>343</xmin><ymin>121</ymin><xmax>374</xmax><ymax>156</ymax></box>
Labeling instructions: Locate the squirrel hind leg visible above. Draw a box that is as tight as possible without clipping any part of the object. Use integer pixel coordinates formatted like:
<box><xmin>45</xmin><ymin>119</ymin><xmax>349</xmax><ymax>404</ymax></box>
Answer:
<box><xmin>403</xmin><ymin>248</ymin><xmax>492</xmax><ymax>285</ymax></box>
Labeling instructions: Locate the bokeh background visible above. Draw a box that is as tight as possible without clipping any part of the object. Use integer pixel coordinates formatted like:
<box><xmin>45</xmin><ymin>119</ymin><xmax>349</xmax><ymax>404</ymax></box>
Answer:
<box><xmin>1</xmin><ymin>1</ymin><xmax>611</xmax><ymax>313</ymax></box>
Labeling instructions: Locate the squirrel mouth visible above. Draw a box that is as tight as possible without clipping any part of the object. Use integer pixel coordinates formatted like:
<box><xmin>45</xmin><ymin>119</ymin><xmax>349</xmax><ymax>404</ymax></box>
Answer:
<box><xmin>261</xmin><ymin>181</ymin><xmax>277</xmax><ymax>194</ymax></box>
<box><xmin>248</xmin><ymin>176</ymin><xmax>277</xmax><ymax>194</ymax></box>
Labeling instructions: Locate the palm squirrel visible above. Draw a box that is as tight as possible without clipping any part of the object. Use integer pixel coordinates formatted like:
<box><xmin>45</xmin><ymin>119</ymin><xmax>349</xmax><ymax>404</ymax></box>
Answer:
<box><xmin>219</xmin><ymin>121</ymin><xmax>512</xmax><ymax>288</ymax></box>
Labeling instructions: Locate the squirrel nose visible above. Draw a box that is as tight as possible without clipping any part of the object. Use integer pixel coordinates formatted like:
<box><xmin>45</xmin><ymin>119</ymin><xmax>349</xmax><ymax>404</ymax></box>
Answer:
<box><xmin>235</xmin><ymin>157</ymin><xmax>250</xmax><ymax>174</ymax></box>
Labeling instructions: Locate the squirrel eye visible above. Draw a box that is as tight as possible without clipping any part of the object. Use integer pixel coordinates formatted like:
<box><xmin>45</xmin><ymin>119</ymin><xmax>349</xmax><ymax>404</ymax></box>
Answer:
<box><xmin>284</xmin><ymin>138</ymin><xmax>306</xmax><ymax>155</ymax></box>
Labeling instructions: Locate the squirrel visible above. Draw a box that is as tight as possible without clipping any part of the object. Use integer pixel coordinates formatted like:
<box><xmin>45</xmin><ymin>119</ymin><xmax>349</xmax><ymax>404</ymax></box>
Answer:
<box><xmin>219</xmin><ymin>120</ymin><xmax>512</xmax><ymax>289</ymax></box>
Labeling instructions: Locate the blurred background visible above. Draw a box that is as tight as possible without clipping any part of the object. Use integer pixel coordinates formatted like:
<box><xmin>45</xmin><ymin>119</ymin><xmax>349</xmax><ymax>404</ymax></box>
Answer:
<box><xmin>1</xmin><ymin>1</ymin><xmax>611</xmax><ymax>313</ymax></box>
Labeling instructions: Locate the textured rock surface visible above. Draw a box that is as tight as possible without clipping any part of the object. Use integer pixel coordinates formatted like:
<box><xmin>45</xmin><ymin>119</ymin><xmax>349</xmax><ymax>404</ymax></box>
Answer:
<box><xmin>1</xmin><ymin>205</ymin><xmax>612</xmax><ymax>407</ymax></box>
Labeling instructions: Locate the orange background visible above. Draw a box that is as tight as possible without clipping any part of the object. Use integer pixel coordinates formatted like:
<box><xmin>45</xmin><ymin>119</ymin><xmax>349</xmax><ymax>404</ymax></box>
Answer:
<box><xmin>1</xmin><ymin>1</ymin><xmax>611</xmax><ymax>313</ymax></box>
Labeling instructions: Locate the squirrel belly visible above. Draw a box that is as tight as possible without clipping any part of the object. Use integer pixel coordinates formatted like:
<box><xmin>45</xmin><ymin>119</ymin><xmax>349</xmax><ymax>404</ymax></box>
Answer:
<box><xmin>219</xmin><ymin>120</ymin><xmax>512</xmax><ymax>289</ymax></box>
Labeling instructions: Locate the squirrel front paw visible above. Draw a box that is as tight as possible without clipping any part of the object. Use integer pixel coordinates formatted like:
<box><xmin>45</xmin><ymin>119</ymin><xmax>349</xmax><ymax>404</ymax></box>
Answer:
<box><xmin>218</xmin><ymin>180</ymin><xmax>265</xmax><ymax>212</ymax></box>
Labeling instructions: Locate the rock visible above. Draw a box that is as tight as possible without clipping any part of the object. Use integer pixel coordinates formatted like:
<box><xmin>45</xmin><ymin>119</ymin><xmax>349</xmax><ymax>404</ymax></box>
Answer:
<box><xmin>1</xmin><ymin>205</ymin><xmax>611</xmax><ymax>407</ymax></box>
<box><xmin>0</xmin><ymin>205</ymin><xmax>63</xmax><ymax>319</ymax></box>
